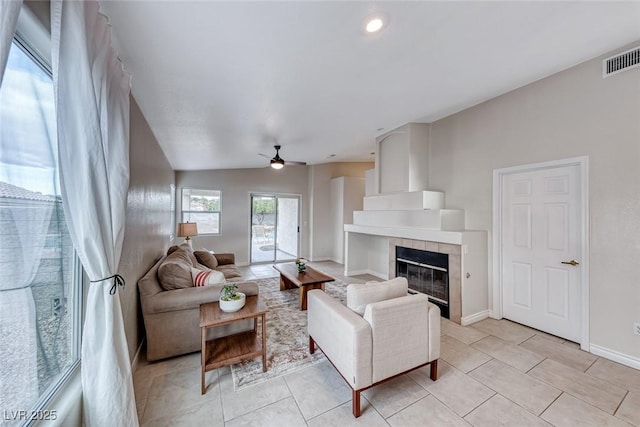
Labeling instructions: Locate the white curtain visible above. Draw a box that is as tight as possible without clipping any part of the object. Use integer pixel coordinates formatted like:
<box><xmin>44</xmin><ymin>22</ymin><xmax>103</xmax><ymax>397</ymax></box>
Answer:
<box><xmin>0</xmin><ymin>0</ymin><xmax>41</xmax><ymax>414</ymax></box>
<box><xmin>0</xmin><ymin>0</ymin><xmax>22</xmax><ymax>86</ymax></box>
<box><xmin>50</xmin><ymin>1</ymin><xmax>137</xmax><ymax>426</ymax></box>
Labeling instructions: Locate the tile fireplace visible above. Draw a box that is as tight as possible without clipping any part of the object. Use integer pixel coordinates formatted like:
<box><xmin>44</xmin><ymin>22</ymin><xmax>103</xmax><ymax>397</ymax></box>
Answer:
<box><xmin>396</xmin><ymin>246</ymin><xmax>450</xmax><ymax>318</ymax></box>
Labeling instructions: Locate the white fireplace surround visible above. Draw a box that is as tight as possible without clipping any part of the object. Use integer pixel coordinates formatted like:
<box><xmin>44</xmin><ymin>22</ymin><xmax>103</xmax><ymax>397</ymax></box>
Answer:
<box><xmin>344</xmin><ymin>230</ymin><xmax>487</xmax><ymax>325</ymax></box>
<box><xmin>343</xmin><ymin>122</ymin><xmax>489</xmax><ymax>325</ymax></box>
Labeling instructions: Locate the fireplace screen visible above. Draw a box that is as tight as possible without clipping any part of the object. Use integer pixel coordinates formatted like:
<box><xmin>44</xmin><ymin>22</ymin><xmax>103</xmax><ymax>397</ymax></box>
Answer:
<box><xmin>396</xmin><ymin>246</ymin><xmax>449</xmax><ymax>317</ymax></box>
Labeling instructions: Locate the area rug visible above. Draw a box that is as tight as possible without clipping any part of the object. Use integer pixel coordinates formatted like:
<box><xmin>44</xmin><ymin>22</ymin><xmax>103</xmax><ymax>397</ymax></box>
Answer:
<box><xmin>230</xmin><ymin>276</ymin><xmax>347</xmax><ymax>390</ymax></box>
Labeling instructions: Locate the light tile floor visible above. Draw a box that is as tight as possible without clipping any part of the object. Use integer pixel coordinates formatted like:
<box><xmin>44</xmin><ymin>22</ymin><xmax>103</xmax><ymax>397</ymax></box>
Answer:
<box><xmin>134</xmin><ymin>261</ymin><xmax>640</xmax><ymax>427</ymax></box>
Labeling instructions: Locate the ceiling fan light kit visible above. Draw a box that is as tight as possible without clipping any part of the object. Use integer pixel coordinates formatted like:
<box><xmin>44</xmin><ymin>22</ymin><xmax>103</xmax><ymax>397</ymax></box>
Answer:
<box><xmin>270</xmin><ymin>158</ymin><xmax>285</xmax><ymax>169</ymax></box>
<box><xmin>262</xmin><ymin>144</ymin><xmax>306</xmax><ymax>170</ymax></box>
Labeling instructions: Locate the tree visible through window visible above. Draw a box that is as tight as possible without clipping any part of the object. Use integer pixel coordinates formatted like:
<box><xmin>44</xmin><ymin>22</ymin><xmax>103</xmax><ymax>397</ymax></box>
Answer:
<box><xmin>0</xmin><ymin>41</ymin><xmax>80</xmax><ymax>423</ymax></box>
<box><xmin>181</xmin><ymin>189</ymin><xmax>222</xmax><ymax>234</ymax></box>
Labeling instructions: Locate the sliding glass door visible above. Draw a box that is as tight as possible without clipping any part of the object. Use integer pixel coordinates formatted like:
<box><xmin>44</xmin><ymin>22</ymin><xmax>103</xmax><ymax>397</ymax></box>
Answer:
<box><xmin>250</xmin><ymin>194</ymin><xmax>300</xmax><ymax>264</ymax></box>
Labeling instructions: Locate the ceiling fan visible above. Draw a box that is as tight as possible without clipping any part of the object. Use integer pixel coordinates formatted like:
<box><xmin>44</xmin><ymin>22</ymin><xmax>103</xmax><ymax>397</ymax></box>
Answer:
<box><xmin>259</xmin><ymin>145</ymin><xmax>307</xmax><ymax>169</ymax></box>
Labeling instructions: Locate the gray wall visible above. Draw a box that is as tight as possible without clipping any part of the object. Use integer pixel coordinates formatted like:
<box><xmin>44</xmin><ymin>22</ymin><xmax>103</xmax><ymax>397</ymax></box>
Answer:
<box><xmin>176</xmin><ymin>167</ymin><xmax>309</xmax><ymax>264</ymax></box>
<box><xmin>429</xmin><ymin>42</ymin><xmax>640</xmax><ymax>360</ymax></box>
<box><xmin>308</xmin><ymin>162</ymin><xmax>374</xmax><ymax>260</ymax></box>
<box><xmin>118</xmin><ymin>96</ymin><xmax>175</xmax><ymax>362</ymax></box>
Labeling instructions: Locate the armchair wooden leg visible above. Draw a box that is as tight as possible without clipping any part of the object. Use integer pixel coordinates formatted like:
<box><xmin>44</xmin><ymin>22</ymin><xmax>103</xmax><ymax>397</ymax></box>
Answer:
<box><xmin>309</xmin><ymin>336</ymin><xmax>315</xmax><ymax>354</ymax></box>
<box><xmin>352</xmin><ymin>389</ymin><xmax>361</xmax><ymax>418</ymax></box>
<box><xmin>430</xmin><ymin>359</ymin><xmax>438</xmax><ymax>381</ymax></box>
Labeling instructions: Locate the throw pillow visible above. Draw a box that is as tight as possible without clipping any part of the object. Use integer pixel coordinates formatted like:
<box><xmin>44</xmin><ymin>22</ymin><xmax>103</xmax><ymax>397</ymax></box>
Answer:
<box><xmin>157</xmin><ymin>250</ymin><xmax>194</xmax><ymax>291</ymax></box>
<box><xmin>213</xmin><ymin>253</ymin><xmax>234</xmax><ymax>266</ymax></box>
<box><xmin>191</xmin><ymin>267</ymin><xmax>226</xmax><ymax>287</ymax></box>
<box><xmin>347</xmin><ymin>277</ymin><xmax>409</xmax><ymax>315</ymax></box>
<box><xmin>194</xmin><ymin>250</ymin><xmax>218</xmax><ymax>269</ymax></box>
<box><xmin>178</xmin><ymin>242</ymin><xmax>198</xmax><ymax>266</ymax></box>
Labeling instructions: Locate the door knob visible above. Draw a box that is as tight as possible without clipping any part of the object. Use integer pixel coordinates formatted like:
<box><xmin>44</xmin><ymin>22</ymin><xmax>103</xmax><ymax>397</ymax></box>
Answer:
<box><xmin>561</xmin><ymin>260</ymin><xmax>580</xmax><ymax>266</ymax></box>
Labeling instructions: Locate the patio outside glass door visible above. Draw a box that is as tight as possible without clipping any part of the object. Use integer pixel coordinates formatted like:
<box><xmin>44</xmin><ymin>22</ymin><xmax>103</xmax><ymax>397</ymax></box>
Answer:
<box><xmin>250</xmin><ymin>194</ymin><xmax>300</xmax><ymax>264</ymax></box>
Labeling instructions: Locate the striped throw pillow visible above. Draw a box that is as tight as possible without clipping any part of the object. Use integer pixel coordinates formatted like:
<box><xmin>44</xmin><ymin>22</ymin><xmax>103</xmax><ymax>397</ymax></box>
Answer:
<box><xmin>191</xmin><ymin>267</ymin><xmax>226</xmax><ymax>287</ymax></box>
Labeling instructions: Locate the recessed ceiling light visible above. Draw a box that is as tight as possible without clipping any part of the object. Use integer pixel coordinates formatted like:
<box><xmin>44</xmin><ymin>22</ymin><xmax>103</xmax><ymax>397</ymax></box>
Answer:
<box><xmin>363</xmin><ymin>13</ymin><xmax>388</xmax><ymax>35</ymax></box>
<box><xmin>366</xmin><ymin>18</ymin><xmax>384</xmax><ymax>33</ymax></box>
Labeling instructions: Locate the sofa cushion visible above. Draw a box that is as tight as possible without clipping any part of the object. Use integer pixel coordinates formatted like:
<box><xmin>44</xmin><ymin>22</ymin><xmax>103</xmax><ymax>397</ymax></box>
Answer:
<box><xmin>157</xmin><ymin>249</ymin><xmax>194</xmax><ymax>291</ymax></box>
<box><xmin>217</xmin><ymin>264</ymin><xmax>242</xmax><ymax>279</ymax></box>
<box><xmin>191</xmin><ymin>267</ymin><xmax>226</xmax><ymax>287</ymax></box>
<box><xmin>347</xmin><ymin>277</ymin><xmax>409</xmax><ymax>315</ymax></box>
<box><xmin>146</xmin><ymin>281</ymin><xmax>260</xmax><ymax>314</ymax></box>
<box><xmin>194</xmin><ymin>250</ymin><xmax>218</xmax><ymax>269</ymax></box>
<box><xmin>214</xmin><ymin>253</ymin><xmax>235</xmax><ymax>266</ymax></box>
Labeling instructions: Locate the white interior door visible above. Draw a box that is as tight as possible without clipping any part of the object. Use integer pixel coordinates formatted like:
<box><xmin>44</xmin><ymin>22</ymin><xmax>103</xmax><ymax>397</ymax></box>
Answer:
<box><xmin>501</xmin><ymin>164</ymin><xmax>582</xmax><ymax>342</ymax></box>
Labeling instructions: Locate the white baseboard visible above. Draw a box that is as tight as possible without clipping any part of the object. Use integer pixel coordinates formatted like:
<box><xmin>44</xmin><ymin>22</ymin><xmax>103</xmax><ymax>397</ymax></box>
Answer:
<box><xmin>590</xmin><ymin>344</ymin><xmax>640</xmax><ymax>370</ymax></box>
<box><xmin>309</xmin><ymin>256</ymin><xmax>331</xmax><ymax>262</ymax></box>
<box><xmin>345</xmin><ymin>269</ymin><xmax>387</xmax><ymax>280</ymax></box>
<box><xmin>131</xmin><ymin>338</ymin><xmax>145</xmax><ymax>373</ymax></box>
<box><xmin>461</xmin><ymin>310</ymin><xmax>491</xmax><ymax>326</ymax></box>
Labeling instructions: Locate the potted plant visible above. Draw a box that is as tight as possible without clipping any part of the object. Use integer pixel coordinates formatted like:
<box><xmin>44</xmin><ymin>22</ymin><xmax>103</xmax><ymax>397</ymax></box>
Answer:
<box><xmin>219</xmin><ymin>284</ymin><xmax>246</xmax><ymax>312</ymax></box>
<box><xmin>295</xmin><ymin>258</ymin><xmax>306</xmax><ymax>274</ymax></box>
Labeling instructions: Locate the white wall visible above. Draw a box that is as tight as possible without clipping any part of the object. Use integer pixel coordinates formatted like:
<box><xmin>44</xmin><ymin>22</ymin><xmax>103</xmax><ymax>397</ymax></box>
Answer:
<box><xmin>331</xmin><ymin>176</ymin><xmax>365</xmax><ymax>263</ymax></box>
<box><xmin>308</xmin><ymin>162</ymin><xmax>374</xmax><ymax>261</ymax></box>
<box><xmin>120</xmin><ymin>97</ymin><xmax>175</xmax><ymax>362</ymax></box>
<box><xmin>429</xmin><ymin>41</ymin><xmax>640</xmax><ymax>361</ymax></box>
<box><xmin>176</xmin><ymin>167</ymin><xmax>309</xmax><ymax>264</ymax></box>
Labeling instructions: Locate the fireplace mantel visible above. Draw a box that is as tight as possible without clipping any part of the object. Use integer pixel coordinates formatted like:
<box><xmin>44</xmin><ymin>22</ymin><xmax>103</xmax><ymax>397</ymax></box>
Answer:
<box><xmin>344</xmin><ymin>224</ymin><xmax>474</xmax><ymax>245</ymax></box>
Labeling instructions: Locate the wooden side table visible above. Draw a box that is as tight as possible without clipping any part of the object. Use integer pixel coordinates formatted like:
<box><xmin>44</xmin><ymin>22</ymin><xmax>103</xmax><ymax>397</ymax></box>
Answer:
<box><xmin>199</xmin><ymin>295</ymin><xmax>268</xmax><ymax>394</ymax></box>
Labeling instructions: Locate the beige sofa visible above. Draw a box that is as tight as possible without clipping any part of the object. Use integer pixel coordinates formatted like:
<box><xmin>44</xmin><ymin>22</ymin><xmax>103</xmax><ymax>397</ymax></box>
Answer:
<box><xmin>308</xmin><ymin>277</ymin><xmax>440</xmax><ymax>417</ymax></box>
<box><xmin>138</xmin><ymin>247</ymin><xmax>258</xmax><ymax>361</ymax></box>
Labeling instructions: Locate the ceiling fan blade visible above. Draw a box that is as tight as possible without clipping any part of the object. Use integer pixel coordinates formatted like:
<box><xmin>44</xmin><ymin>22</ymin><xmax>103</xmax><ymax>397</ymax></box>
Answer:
<box><xmin>284</xmin><ymin>160</ymin><xmax>307</xmax><ymax>166</ymax></box>
<box><xmin>258</xmin><ymin>153</ymin><xmax>272</xmax><ymax>159</ymax></box>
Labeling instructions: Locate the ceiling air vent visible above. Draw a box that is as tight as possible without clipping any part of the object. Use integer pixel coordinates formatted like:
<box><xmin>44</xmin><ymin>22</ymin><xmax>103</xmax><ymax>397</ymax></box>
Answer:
<box><xmin>603</xmin><ymin>46</ymin><xmax>640</xmax><ymax>78</ymax></box>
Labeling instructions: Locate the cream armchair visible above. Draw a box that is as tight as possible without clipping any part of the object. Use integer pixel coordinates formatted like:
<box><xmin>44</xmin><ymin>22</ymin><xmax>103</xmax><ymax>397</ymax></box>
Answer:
<box><xmin>307</xmin><ymin>277</ymin><xmax>440</xmax><ymax>417</ymax></box>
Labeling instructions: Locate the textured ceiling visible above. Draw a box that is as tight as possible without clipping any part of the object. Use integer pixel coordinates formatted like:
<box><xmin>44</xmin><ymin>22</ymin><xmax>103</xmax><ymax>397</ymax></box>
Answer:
<box><xmin>99</xmin><ymin>1</ymin><xmax>640</xmax><ymax>170</ymax></box>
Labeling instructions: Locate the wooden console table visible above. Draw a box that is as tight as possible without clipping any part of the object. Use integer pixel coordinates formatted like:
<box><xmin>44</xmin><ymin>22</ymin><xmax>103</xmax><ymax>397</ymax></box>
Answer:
<box><xmin>199</xmin><ymin>296</ymin><xmax>268</xmax><ymax>394</ymax></box>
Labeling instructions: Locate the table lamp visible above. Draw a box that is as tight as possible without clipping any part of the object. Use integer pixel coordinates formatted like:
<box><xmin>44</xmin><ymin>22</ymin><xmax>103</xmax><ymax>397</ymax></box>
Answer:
<box><xmin>177</xmin><ymin>222</ymin><xmax>198</xmax><ymax>244</ymax></box>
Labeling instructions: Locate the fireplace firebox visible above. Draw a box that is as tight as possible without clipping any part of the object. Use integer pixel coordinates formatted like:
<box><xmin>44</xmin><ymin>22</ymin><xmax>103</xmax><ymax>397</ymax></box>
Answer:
<box><xmin>396</xmin><ymin>246</ymin><xmax>449</xmax><ymax>318</ymax></box>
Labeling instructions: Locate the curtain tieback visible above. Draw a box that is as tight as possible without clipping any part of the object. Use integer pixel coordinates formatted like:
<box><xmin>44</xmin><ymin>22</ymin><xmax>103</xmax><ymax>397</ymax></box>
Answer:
<box><xmin>90</xmin><ymin>274</ymin><xmax>126</xmax><ymax>295</ymax></box>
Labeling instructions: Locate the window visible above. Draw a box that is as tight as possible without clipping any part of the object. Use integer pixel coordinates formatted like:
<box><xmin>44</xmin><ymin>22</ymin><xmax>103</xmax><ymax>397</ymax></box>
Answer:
<box><xmin>181</xmin><ymin>188</ymin><xmax>221</xmax><ymax>234</ymax></box>
<box><xmin>0</xmin><ymin>40</ymin><xmax>81</xmax><ymax>423</ymax></box>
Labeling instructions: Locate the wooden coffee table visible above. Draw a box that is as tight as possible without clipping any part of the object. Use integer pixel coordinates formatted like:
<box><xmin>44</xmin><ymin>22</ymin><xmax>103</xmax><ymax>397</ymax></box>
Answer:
<box><xmin>273</xmin><ymin>263</ymin><xmax>335</xmax><ymax>310</ymax></box>
<box><xmin>199</xmin><ymin>295</ymin><xmax>268</xmax><ymax>394</ymax></box>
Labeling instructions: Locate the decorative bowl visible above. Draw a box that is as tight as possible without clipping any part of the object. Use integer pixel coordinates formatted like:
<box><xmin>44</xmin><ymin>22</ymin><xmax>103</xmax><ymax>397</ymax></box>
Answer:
<box><xmin>219</xmin><ymin>292</ymin><xmax>246</xmax><ymax>312</ymax></box>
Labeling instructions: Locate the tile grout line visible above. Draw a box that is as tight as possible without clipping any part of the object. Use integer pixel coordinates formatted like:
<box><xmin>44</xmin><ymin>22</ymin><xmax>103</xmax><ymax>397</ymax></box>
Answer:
<box><xmin>459</xmin><ymin>390</ymin><xmax>497</xmax><ymax>420</ymax></box>
<box><xmin>224</xmin><ymin>394</ymin><xmax>295</xmax><ymax>425</ymax></box>
<box><xmin>583</xmin><ymin>355</ymin><xmax>599</xmax><ymax>373</ymax></box>
<box><xmin>525</xmin><ymin>356</ymin><xmax>548</xmax><ymax>374</ymax></box>
<box><xmin>612</xmin><ymin>390</ymin><xmax>629</xmax><ymax>417</ymax></box>
<box><xmin>281</xmin><ymin>373</ymin><xmax>312</xmax><ymax>425</ymax></box>
<box><xmin>383</xmin><ymin>394</ymin><xmax>430</xmax><ymax>422</ymax></box>
<box><xmin>538</xmin><ymin>390</ymin><xmax>564</xmax><ymax>418</ymax></box>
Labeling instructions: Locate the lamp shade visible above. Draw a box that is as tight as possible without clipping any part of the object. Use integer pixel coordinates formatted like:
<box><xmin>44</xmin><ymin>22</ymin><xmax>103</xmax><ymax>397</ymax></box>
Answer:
<box><xmin>177</xmin><ymin>222</ymin><xmax>198</xmax><ymax>239</ymax></box>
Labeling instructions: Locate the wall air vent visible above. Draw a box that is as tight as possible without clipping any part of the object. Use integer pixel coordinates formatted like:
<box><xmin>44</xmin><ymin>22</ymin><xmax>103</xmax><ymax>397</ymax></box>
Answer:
<box><xmin>603</xmin><ymin>46</ymin><xmax>640</xmax><ymax>78</ymax></box>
